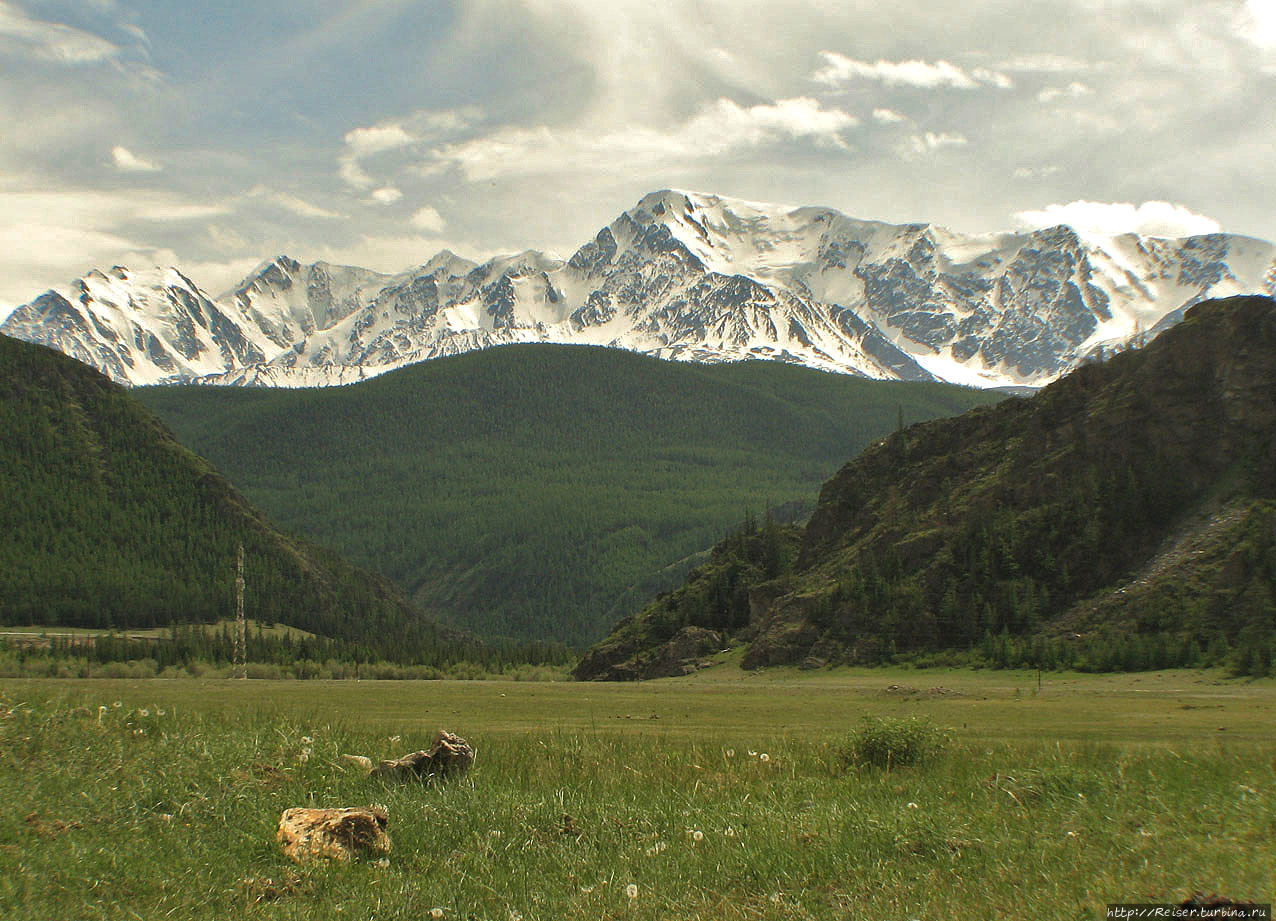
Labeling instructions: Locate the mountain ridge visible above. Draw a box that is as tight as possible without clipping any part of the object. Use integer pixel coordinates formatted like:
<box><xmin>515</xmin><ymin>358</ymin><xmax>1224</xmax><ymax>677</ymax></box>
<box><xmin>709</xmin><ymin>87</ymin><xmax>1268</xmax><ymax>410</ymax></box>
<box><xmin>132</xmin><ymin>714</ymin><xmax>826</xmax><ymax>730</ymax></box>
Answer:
<box><xmin>574</xmin><ymin>294</ymin><xmax>1276</xmax><ymax>679</ymax></box>
<box><xmin>6</xmin><ymin>189</ymin><xmax>1274</xmax><ymax>389</ymax></box>
<box><xmin>136</xmin><ymin>343</ymin><xmax>1002</xmax><ymax>644</ymax></box>
<box><xmin>0</xmin><ymin>330</ymin><xmax>511</xmax><ymax>667</ymax></box>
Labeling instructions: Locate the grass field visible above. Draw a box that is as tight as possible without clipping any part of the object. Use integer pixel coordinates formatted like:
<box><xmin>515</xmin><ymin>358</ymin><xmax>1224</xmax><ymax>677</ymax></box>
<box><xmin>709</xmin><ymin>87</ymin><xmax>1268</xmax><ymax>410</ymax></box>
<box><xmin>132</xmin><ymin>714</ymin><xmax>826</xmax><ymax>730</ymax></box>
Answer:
<box><xmin>1</xmin><ymin>668</ymin><xmax>1272</xmax><ymax>919</ymax></box>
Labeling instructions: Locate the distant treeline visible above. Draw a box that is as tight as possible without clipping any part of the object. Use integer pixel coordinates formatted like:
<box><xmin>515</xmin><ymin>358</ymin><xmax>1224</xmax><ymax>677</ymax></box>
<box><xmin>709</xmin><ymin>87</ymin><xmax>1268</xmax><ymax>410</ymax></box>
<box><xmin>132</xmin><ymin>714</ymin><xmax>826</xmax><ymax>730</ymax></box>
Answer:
<box><xmin>0</xmin><ymin>621</ymin><xmax>572</xmax><ymax>680</ymax></box>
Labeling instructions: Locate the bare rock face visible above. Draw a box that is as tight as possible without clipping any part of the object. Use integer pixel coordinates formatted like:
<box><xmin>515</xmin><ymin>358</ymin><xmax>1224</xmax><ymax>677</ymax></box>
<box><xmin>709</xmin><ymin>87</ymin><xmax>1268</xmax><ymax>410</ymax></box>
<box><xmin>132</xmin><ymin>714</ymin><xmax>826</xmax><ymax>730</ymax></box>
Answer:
<box><xmin>370</xmin><ymin>730</ymin><xmax>474</xmax><ymax>780</ymax></box>
<box><xmin>276</xmin><ymin>806</ymin><xmax>390</xmax><ymax>862</ymax></box>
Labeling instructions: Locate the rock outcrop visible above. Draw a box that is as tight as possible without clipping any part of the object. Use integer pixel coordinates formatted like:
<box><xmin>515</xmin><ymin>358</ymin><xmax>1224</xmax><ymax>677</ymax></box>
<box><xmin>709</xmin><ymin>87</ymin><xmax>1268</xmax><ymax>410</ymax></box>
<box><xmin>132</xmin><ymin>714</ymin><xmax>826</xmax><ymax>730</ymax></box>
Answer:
<box><xmin>276</xmin><ymin>806</ymin><xmax>390</xmax><ymax>862</ymax></box>
<box><xmin>369</xmin><ymin>731</ymin><xmax>474</xmax><ymax>780</ymax></box>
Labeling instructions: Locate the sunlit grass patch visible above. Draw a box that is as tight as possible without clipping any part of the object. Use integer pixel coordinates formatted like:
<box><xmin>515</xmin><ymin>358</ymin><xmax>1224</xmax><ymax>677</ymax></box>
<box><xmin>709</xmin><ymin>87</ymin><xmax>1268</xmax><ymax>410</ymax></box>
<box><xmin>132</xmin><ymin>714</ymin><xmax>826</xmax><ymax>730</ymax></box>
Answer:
<box><xmin>0</xmin><ymin>683</ymin><xmax>1273</xmax><ymax>919</ymax></box>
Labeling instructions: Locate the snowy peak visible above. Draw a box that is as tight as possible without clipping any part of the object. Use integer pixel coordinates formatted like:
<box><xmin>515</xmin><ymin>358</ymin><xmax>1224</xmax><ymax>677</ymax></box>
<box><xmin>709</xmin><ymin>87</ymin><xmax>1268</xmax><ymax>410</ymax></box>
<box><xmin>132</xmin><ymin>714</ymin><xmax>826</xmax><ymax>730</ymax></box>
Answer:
<box><xmin>4</xmin><ymin>189</ymin><xmax>1275</xmax><ymax>389</ymax></box>
<box><xmin>2</xmin><ymin>265</ymin><xmax>270</xmax><ymax>385</ymax></box>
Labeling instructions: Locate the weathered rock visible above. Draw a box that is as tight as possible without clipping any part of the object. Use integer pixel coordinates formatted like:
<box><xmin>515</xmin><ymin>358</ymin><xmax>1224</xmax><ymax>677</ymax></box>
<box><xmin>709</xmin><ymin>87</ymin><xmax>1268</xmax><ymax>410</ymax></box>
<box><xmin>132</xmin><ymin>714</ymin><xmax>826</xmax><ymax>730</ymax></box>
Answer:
<box><xmin>370</xmin><ymin>730</ymin><xmax>474</xmax><ymax>780</ymax></box>
<box><xmin>276</xmin><ymin>805</ymin><xmax>390</xmax><ymax>862</ymax></box>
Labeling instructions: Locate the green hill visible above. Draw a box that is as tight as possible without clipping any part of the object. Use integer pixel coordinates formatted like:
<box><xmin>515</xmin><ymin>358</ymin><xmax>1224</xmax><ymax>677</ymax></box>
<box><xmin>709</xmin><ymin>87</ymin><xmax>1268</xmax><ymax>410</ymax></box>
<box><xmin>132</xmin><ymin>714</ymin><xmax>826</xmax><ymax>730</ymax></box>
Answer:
<box><xmin>137</xmin><ymin>345</ymin><xmax>1001</xmax><ymax>644</ymax></box>
<box><xmin>0</xmin><ymin>333</ymin><xmax>492</xmax><ymax>667</ymax></box>
<box><xmin>576</xmin><ymin>296</ymin><xmax>1276</xmax><ymax>679</ymax></box>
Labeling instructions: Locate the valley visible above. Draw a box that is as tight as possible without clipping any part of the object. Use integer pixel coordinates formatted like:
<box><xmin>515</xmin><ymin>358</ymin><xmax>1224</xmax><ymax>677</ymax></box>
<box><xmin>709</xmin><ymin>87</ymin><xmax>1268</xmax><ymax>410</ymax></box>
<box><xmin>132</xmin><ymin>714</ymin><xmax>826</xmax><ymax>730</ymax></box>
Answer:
<box><xmin>136</xmin><ymin>344</ymin><xmax>1000</xmax><ymax>644</ymax></box>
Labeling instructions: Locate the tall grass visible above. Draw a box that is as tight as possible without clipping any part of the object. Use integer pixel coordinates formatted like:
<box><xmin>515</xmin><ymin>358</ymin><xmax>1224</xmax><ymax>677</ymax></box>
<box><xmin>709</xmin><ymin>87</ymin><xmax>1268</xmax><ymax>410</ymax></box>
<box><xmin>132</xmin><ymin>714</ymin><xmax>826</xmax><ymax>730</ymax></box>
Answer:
<box><xmin>1</xmin><ymin>689</ymin><xmax>1272</xmax><ymax>920</ymax></box>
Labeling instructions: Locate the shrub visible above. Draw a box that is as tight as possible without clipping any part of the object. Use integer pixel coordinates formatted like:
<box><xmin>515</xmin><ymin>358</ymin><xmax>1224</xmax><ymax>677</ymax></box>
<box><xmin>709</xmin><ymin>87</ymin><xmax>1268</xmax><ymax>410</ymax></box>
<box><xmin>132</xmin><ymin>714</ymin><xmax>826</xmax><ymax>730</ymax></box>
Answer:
<box><xmin>838</xmin><ymin>716</ymin><xmax>948</xmax><ymax>770</ymax></box>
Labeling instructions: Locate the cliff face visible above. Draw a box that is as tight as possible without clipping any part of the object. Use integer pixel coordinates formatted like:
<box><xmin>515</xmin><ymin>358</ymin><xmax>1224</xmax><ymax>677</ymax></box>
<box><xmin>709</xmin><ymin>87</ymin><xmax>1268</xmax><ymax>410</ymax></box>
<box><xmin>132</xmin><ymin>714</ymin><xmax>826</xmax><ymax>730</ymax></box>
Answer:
<box><xmin>577</xmin><ymin>295</ymin><xmax>1276</xmax><ymax>679</ymax></box>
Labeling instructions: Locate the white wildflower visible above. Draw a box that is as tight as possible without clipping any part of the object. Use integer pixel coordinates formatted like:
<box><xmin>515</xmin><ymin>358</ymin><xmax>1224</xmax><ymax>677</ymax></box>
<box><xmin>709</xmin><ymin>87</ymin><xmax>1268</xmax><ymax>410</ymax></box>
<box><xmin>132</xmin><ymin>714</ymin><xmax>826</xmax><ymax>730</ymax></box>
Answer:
<box><xmin>724</xmin><ymin>827</ymin><xmax>736</xmax><ymax>838</ymax></box>
<box><xmin>430</xmin><ymin>908</ymin><xmax>445</xmax><ymax>919</ymax></box>
<box><xmin>759</xmin><ymin>753</ymin><xmax>770</xmax><ymax>763</ymax></box>
<box><xmin>301</xmin><ymin>736</ymin><xmax>313</xmax><ymax>745</ymax></box>
<box><xmin>625</xmin><ymin>884</ymin><xmax>638</xmax><ymax>900</ymax></box>
<box><xmin>138</xmin><ymin>708</ymin><xmax>149</xmax><ymax>718</ymax></box>
<box><xmin>691</xmin><ymin>829</ymin><xmax>704</xmax><ymax>842</ymax></box>
<box><xmin>725</xmin><ymin>748</ymin><xmax>735</xmax><ymax>757</ymax></box>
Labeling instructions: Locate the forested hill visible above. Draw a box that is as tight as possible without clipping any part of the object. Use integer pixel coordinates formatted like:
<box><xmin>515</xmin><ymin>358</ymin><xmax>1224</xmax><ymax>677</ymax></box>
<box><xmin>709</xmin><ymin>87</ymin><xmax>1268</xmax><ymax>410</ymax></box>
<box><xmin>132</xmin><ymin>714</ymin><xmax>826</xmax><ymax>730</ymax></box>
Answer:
<box><xmin>137</xmin><ymin>345</ymin><xmax>1002</xmax><ymax>645</ymax></box>
<box><xmin>576</xmin><ymin>295</ymin><xmax>1276</xmax><ymax>679</ymax></box>
<box><xmin>0</xmin><ymin>333</ymin><xmax>486</xmax><ymax>665</ymax></box>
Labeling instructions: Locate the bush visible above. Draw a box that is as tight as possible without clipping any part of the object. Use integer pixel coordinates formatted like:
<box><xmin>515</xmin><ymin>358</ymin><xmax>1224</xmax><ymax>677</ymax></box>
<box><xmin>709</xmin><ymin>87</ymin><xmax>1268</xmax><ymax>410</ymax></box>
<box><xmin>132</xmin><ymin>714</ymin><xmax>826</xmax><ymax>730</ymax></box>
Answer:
<box><xmin>838</xmin><ymin>716</ymin><xmax>948</xmax><ymax>770</ymax></box>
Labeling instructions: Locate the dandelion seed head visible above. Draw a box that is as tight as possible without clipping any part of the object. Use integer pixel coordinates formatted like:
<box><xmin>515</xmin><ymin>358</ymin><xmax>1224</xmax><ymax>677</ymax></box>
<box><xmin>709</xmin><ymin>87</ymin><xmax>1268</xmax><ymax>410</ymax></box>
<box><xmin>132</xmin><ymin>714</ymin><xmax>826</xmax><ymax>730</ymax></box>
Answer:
<box><xmin>430</xmin><ymin>908</ymin><xmax>445</xmax><ymax>919</ymax></box>
<box><xmin>692</xmin><ymin>830</ymin><xmax>704</xmax><ymax>842</ymax></box>
<box><xmin>625</xmin><ymin>884</ymin><xmax>638</xmax><ymax>899</ymax></box>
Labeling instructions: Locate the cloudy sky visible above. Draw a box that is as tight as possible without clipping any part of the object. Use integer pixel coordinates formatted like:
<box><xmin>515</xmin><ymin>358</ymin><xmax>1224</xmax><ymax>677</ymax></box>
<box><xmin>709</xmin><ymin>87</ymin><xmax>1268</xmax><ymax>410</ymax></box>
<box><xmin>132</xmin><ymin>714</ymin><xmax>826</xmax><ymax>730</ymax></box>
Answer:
<box><xmin>2</xmin><ymin>0</ymin><xmax>1274</xmax><ymax>318</ymax></box>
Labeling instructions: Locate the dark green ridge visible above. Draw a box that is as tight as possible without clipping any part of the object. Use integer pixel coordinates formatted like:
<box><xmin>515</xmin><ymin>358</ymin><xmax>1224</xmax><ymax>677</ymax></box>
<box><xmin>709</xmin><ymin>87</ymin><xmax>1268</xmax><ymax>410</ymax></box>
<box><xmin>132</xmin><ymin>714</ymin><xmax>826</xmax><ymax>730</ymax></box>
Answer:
<box><xmin>137</xmin><ymin>344</ymin><xmax>1002</xmax><ymax>645</ymax></box>
<box><xmin>576</xmin><ymin>295</ymin><xmax>1276</xmax><ymax>679</ymax></box>
<box><xmin>0</xmin><ymin>332</ymin><xmax>512</xmax><ymax>667</ymax></box>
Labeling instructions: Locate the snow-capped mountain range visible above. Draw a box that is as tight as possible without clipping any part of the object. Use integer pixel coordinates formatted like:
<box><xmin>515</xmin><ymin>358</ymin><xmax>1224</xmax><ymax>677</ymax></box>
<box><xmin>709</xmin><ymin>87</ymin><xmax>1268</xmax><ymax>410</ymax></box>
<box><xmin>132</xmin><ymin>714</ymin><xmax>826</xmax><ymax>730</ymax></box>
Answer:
<box><xmin>5</xmin><ymin>189</ymin><xmax>1275</xmax><ymax>389</ymax></box>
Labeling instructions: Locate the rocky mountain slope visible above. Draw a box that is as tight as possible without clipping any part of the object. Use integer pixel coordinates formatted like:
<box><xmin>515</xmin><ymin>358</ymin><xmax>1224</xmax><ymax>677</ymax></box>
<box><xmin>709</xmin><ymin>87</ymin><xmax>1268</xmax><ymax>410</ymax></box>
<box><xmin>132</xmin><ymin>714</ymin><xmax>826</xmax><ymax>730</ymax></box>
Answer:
<box><xmin>575</xmin><ymin>295</ymin><xmax>1276</xmax><ymax>679</ymax></box>
<box><xmin>6</xmin><ymin>191</ymin><xmax>1274</xmax><ymax>389</ymax></box>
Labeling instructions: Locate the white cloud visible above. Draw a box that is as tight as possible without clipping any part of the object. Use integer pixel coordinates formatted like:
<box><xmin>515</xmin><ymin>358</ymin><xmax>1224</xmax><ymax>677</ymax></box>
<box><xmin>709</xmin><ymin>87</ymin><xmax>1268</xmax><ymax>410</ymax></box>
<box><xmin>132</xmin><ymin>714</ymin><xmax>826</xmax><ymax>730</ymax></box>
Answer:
<box><xmin>1013</xmin><ymin>164</ymin><xmax>1063</xmax><ymax>179</ymax></box>
<box><xmin>999</xmin><ymin>53</ymin><xmax>1096</xmax><ymax>73</ymax></box>
<box><xmin>972</xmin><ymin>67</ymin><xmax>1014</xmax><ymax>89</ymax></box>
<box><xmin>410</xmin><ymin>205</ymin><xmax>446</xmax><ymax>233</ymax></box>
<box><xmin>344</xmin><ymin>122</ymin><xmax>414</xmax><ymax>158</ymax></box>
<box><xmin>338</xmin><ymin>108</ymin><xmax>479</xmax><ymax>190</ymax></box>
<box><xmin>339</xmin><ymin>122</ymin><xmax>414</xmax><ymax>189</ymax></box>
<box><xmin>245</xmin><ymin>185</ymin><xmax>342</xmax><ymax>220</ymax></box>
<box><xmin>872</xmin><ymin>107</ymin><xmax>908</xmax><ymax>124</ymax></box>
<box><xmin>111</xmin><ymin>145</ymin><xmax>159</xmax><ymax>172</ymax></box>
<box><xmin>0</xmin><ymin>182</ymin><xmax>231</xmax><ymax>307</ymax></box>
<box><xmin>426</xmin><ymin>96</ymin><xmax>857</xmax><ymax>182</ymax></box>
<box><xmin>1236</xmin><ymin>0</ymin><xmax>1276</xmax><ymax>49</ymax></box>
<box><xmin>0</xmin><ymin>1</ymin><xmax>120</xmax><ymax>64</ymax></box>
<box><xmin>1036</xmin><ymin>81</ymin><xmax>1094</xmax><ymax>103</ymax></box>
<box><xmin>907</xmin><ymin>131</ymin><xmax>969</xmax><ymax>154</ymax></box>
<box><xmin>1014</xmin><ymin>200</ymin><xmax>1222</xmax><ymax>237</ymax></box>
<box><xmin>813</xmin><ymin>51</ymin><xmax>1011</xmax><ymax>90</ymax></box>
<box><xmin>368</xmin><ymin>186</ymin><xmax>403</xmax><ymax>204</ymax></box>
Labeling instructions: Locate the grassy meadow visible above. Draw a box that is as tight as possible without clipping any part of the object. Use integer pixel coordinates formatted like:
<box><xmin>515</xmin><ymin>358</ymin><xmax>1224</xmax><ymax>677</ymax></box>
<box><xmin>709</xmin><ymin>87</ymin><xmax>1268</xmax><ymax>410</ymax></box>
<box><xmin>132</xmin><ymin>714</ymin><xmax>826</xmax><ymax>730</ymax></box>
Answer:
<box><xmin>1</xmin><ymin>667</ymin><xmax>1273</xmax><ymax>919</ymax></box>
